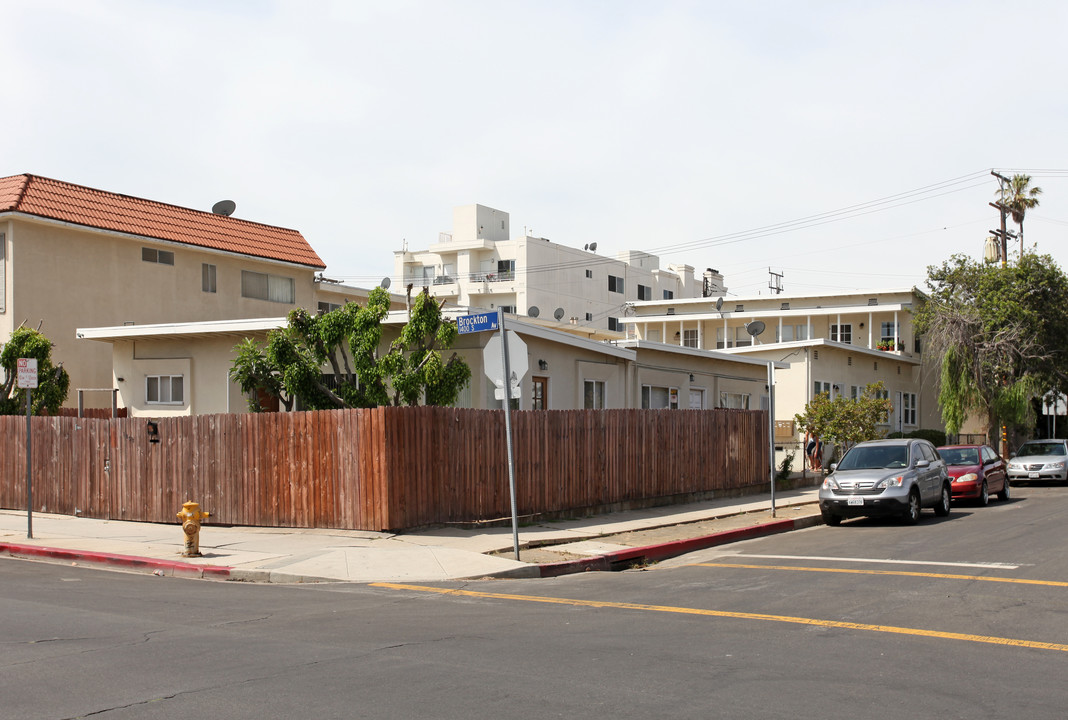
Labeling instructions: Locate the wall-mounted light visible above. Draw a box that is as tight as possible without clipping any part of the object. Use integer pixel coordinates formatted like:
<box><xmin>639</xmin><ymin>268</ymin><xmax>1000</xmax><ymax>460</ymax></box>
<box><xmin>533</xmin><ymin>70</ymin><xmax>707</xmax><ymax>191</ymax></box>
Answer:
<box><xmin>538</xmin><ymin>359</ymin><xmax>549</xmax><ymax>371</ymax></box>
<box><xmin>116</xmin><ymin>377</ymin><xmax>125</xmax><ymax>382</ymax></box>
<box><xmin>146</xmin><ymin>420</ymin><xmax>160</xmax><ymax>444</ymax></box>
<box><xmin>689</xmin><ymin>374</ymin><xmax>695</xmax><ymax>382</ymax></box>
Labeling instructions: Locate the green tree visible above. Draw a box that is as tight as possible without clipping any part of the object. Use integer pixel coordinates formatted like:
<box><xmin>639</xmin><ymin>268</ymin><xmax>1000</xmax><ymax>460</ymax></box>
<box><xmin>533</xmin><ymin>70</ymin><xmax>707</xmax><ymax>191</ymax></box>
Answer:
<box><xmin>0</xmin><ymin>325</ymin><xmax>71</xmax><ymax>415</ymax></box>
<box><xmin>794</xmin><ymin>382</ymin><xmax>894</xmax><ymax>453</ymax></box>
<box><xmin>916</xmin><ymin>252</ymin><xmax>1068</xmax><ymax>441</ymax></box>
<box><xmin>229</xmin><ymin>287</ymin><xmax>471</xmax><ymax>411</ymax></box>
<box><xmin>997</xmin><ymin>173</ymin><xmax>1042</xmax><ymax>245</ymax></box>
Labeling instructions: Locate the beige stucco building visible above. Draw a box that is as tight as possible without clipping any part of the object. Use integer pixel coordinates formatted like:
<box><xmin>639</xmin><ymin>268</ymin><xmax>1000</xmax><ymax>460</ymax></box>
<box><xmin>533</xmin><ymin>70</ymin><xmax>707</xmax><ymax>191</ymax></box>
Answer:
<box><xmin>0</xmin><ymin>174</ymin><xmax>331</xmax><ymax>409</ymax></box>
<box><xmin>626</xmin><ymin>287</ymin><xmax>943</xmax><ymax>469</ymax></box>
<box><xmin>78</xmin><ymin>310</ymin><xmax>779</xmax><ymax>417</ymax></box>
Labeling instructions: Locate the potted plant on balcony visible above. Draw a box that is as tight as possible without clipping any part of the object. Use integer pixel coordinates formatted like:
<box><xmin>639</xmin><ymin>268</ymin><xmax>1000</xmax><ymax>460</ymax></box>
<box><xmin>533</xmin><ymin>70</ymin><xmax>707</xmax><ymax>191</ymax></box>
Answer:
<box><xmin>876</xmin><ymin>340</ymin><xmax>894</xmax><ymax>351</ymax></box>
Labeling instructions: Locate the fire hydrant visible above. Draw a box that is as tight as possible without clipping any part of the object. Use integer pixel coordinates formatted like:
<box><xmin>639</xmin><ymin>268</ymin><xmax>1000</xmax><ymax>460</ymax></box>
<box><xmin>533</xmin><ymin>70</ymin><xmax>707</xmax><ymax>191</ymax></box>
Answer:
<box><xmin>177</xmin><ymin>501</ymin><xmax>210</xmax><ymax>557</ymax></box>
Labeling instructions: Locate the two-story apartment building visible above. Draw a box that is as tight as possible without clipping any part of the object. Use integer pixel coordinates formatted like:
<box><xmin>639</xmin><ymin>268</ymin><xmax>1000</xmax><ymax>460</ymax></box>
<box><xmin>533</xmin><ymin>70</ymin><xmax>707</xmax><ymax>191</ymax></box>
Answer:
<box><xmin>626</xmin><ymin>288</ymin><xmax>941</xmax><ymax>468</ymax></box>
<box><xmin>0</xmin><ymin>173</ymin><xmax>328</xmax><ymax>408</ymax></box>
<box><xmin>394</xmin><ymin>204</ymin><xmax>725</xmax><ymax>333</ymax></box>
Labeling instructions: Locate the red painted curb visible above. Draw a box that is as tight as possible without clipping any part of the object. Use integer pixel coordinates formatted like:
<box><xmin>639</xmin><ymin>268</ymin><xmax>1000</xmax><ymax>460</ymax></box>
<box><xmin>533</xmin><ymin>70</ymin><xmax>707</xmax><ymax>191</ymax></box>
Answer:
<box><xmin>539</xmin><ymin>517</ymin><xmax>804</xmax><ymax>578</ymax></box>
<box><xmin>0</xmin><ymin>542</ymin><xmax>234</xmax><ymax>579</ymax></box>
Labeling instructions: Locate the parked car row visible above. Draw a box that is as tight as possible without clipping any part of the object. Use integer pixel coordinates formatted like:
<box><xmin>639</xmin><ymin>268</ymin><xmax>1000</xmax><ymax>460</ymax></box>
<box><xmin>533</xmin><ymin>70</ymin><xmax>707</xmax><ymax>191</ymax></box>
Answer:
<box><xmin>818</xmin><ymin>437</ymin><xmax>1064</xmax><ymax>527</ymax></box>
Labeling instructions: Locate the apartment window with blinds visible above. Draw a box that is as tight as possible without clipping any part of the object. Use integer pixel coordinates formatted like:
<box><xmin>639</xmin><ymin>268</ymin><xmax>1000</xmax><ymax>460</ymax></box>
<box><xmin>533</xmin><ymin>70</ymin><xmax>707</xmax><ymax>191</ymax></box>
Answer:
<box><xmin>241</xmin><ymin>270</ymin><xmax>295</xmax><ymax>303</ymax></box>
<box><xmin>583</xmin><ymin>380</ymin><xmax>605</xmax><ymax>409</ymax></box>
<box><xmin>142</xmin><ymin>247</ymin><xmax>174</xmax><ymax>265</ymax></box>
<box><xmin>202</xmin><ymin>263</ymin><xmax>217</xmax><ymax>293</ymax></box>
<box><xmin>146</xmin><ymin>375</ymin><xmax>184</xmax><ymax>405</ymax></box>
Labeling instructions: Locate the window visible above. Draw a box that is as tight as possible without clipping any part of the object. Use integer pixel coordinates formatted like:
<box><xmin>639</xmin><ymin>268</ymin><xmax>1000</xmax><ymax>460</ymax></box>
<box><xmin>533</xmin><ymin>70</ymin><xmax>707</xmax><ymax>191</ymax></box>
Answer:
<box><xmin>663</xmin><ymin>290</ymin><xmax>674</xmax><ymax>300</ymax></box>
<box><xmin>585</xmin><ymin>269</ymin><xmax>593</xmax><ymax>279</ymax></box>
<box><xmin>142</xmin><ymin>247</ymin><xmax>174</xmax><ymax>265</ymax></box>
<box><xmin>608</xmin><ymin>275</ymin><xmax>624</xmax><ymax>294</ymax></box>
<box><xmin>830</xmin><ymin>323</ymin><xmax>852</xmax><ymax>344</ymax></box>
<box><xmin>241</xmin><ymin>270</ymin><xmax>295</xmax><ymax>303</ymax></box>
<box><xmin>880</xmin><ymin>321</ymin><xmax>897</xmax><ymax>344</ymax></box>
<box><xmin>875</xmin><ymin>388</ymin><xmax>890</xmax><ymax>422</ymax></box>
<box><xmin>903</xmin><ymin>392</ymin><xmax>917</xmax><ymax>426</ymax></box>
<box><xmin>584</xmin><ymin>380</ymin><xmax>605</xmax><ymax>409</ymax></box>
<box><xmin>532</xmin><ymin>377</ymin><xmax>548</xmax><ymax>410</ymax></box>
<box><xmin>683</xmin><ymin>329</ymin><xmax>699</xmax><ymax>348</ymax></box>
<box><xmin>420</xmin><ymin>265</ymin><xmax>436</xmax><ymax>283</ymax></box>
<box><xmin>318</xmin><ymin>301</ymin><xmax>342</xmax><ymax>314</ymax></box>
<box><xmin>814</xmin><ymin>381</ymin><xmax>832</xmax><ymax>398</ymax></box>
<box><xmin>716</xmin><ymin>327</ymin><xmax>732</xmax><ymax>349</ymax></box>
<box><xmin>146</xmin><ymin>375</ymin><xmax>184</xmax><ymax>405</ymax></box>
<box><xmin>585</xmin><ymin>312</ymin><xmax>593</xmax><ymax>321</ymax></box>
<box><xmin>0</xmin><ymin>232</ymin><xmax>5</xmax><ymax>313</ymax></box>
<box><xmin>642</xmin><ymin>385</ymin><xmax>679</xmax><ymax>409</ymax></box>
<box><xmin>775</xmin><ymin>324</ymin><xmax>810</xmax><ymax>342</ymax></box>
<box><xmin>499</xmin><ymin>305</ymin><xmax>515</xmax><ymax>314</ymax></box>
<box><xmin>608</xmin><ymin>317</ymin><xmax>622</xmax><ymax>332</ymax></box>
<box><xmin>719</xmin><ymin>392</ymin><xmax>750</xmax><ymax>409</ymax></box>
<box><xmin>202</xmin><ymin>263</ymin><xmax>217</xmax><ymax>293</ymax></box>
<box><xmin>497</xmin><ymin>259</ymin><xmax>516</xmax><ymax>280</ymax></box>
<box><xmin>638</xmin><ymin>284</ymin><xmax>652</xmax><ymax>301</ymax></box>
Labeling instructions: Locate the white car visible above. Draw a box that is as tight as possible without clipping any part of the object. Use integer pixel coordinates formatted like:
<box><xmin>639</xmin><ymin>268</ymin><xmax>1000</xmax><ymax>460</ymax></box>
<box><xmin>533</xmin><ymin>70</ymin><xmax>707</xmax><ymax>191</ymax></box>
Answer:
<box><xmin>1006</xmin><ymin>440</ymin><xmax>1068</xmax><ymax>484</ymax></box>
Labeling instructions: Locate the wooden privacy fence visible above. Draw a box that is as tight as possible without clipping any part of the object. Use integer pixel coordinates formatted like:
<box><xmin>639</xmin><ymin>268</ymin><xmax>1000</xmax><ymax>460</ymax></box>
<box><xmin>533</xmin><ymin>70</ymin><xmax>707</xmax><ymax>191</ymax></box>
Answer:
<box><xmin>0</xmin><ymin>407</ymin><xmax>768</xmax><ymax>532</ymax></box>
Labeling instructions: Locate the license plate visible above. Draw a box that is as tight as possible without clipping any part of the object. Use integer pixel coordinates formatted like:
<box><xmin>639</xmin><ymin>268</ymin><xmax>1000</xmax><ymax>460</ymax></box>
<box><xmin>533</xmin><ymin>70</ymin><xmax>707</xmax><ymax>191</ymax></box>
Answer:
<box><xmin>847</xmin><ymin>497</ymin><xmax>864</xmax><ymax>506</ymax></box>
<box><xmin>1029</xmin><ymin>472</ymin><xmax>1040</xmax><ymax>479</ymax></box>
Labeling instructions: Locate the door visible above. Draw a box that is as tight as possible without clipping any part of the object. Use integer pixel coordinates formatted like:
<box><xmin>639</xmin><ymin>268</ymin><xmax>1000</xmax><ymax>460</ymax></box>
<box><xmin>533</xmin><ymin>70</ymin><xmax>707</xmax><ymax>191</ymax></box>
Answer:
<box><xmin>532</xmin><ymin>376</ymin><xmax>548</xmax><ymax>410</ymax></box>
<box><xmin>689</xmin><ymin>389</ymin><xmax>704</xmax><ymax>409</ymax></box>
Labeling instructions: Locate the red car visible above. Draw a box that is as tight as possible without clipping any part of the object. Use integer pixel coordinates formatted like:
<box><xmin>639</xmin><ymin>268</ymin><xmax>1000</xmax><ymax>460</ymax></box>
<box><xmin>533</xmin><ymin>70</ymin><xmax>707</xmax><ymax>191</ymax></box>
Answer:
<box><xmin>937</xmin><ymin>444</ymin><xmax>1009</xmax><ymax>505</ymax></box>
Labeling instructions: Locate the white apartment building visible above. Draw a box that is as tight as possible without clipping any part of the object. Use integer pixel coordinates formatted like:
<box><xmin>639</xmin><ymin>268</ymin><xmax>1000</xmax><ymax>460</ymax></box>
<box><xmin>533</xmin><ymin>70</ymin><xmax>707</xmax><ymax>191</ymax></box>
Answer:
<box><xmin>394</xmin><ymin>204</ymin><xmax>725</xmax><ymax>333</ymax></box>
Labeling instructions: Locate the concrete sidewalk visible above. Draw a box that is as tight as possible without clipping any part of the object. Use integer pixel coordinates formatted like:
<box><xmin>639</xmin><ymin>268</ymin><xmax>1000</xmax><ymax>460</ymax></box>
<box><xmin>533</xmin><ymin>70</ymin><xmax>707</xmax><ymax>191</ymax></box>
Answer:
<box><xmin>0</xmin><ymin>487</ymin><xmax>821</xmax><ymax>584</ymax></box>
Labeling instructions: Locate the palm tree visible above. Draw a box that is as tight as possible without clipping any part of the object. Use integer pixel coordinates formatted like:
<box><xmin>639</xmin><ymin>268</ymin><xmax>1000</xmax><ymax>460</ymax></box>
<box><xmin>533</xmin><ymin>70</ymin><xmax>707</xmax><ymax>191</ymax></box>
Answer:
<box><xmin>997</xmin><ymin>173</ymin><xmax>1042</xmax><ymax>247</ymax></box>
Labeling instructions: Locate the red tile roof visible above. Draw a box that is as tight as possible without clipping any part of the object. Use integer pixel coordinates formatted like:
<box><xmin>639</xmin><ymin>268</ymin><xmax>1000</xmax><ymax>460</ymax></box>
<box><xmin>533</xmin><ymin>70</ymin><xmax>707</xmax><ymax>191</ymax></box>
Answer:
<box><xmin>0</xmin><ymin>174</ymin><xmax>325</xmax><ymax>269</ymax></box>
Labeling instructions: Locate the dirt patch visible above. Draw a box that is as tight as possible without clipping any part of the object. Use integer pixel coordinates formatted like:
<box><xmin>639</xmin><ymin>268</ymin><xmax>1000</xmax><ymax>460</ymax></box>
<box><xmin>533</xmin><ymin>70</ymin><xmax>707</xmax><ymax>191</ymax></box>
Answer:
<box><xmin>490</xmin><ymin>503</ymin><xmax>821</xmax><ymax>565</ymax></box>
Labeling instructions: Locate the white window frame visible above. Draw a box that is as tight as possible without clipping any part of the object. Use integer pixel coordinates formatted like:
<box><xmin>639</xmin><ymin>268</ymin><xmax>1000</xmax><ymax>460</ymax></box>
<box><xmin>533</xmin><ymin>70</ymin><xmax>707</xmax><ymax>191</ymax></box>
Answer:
<box><xmin>814</xmin><ymin>380</ymin><xmax>833</xmax><ymax>399</ymax></box>
<box><xmin>830</xmin><ymin>323</ymin><xmax>852</xmax><ymax>344</ymax></box>
<box><xmin>146</xmin><ymin>374</ymin><xmax>184</xmax><ymax>405</ymax></box>
<box><xmin>903</xmin><ymin>392</ymin><xmax>917</xmax><ymax>426</ymax></box>
<box><xmin>241</xmin><ymin>270</ymin><xmax>295</xmax><ymax>304</ymax></box>
<box><xmin>642</xmin><ymin>385</ymin><xmax>679</xmax><ymax>409</ymax></box>
<box><xmin>202</xmin><ymin>263</ymin><xmax>217</xmax><ymax>293</ymax></box>
<box><xmin>683</xmin><ymin>328</ymin><xmax>699</xmax><ymax>348</ymax></box>
<box><xmin>719</xmin><ymin>391</ymin><xmax>750</xmax><ymax>409</ymax></box>
<box><xmin>583</xmin><ymin>380</ymin><xmax>605</xmax><ymax>409</ymax></box>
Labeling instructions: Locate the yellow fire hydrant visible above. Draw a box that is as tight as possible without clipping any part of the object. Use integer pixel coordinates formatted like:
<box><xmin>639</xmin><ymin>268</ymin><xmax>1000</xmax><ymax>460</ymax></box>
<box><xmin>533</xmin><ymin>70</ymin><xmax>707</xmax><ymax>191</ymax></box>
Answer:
<box><xmin>177</xmin><ymin>501</ymin><xmax>210</xmax><ymax>557</ymax></box>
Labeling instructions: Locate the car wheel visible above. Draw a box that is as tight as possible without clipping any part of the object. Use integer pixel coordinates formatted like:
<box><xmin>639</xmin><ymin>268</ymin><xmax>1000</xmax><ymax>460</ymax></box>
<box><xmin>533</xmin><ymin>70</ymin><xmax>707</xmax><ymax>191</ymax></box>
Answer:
<box><xmin>821</xmin><ymin>509</ymin><xmax>842</xmax><ymax>527</ymax></box>
<box><xmin>998</xmin><ymin>479</ymin><xmax>1011</xmax><ymax>502</ymax></box>
<box><xmin>903</xmin><ymin>489</ymin><xmax>922</xmax><ymax>525</ymax></box>
<box><xmin>934</xmin><ymin>483</ymin><xmax>951</xmax><ymax>517</ymax></box>
<box><xmin>978</xmin><ymin>480</ymin><xmax>989</xmax><ymax>507</ymax></box>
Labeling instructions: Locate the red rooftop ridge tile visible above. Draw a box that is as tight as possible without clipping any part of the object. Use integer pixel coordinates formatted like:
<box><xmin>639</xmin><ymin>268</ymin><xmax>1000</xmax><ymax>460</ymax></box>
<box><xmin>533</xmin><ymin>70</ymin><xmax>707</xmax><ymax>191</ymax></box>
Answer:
<box><xmin>0</xmin><ymin>174</ymin><xmax>326</xmax><ymax>269</ymax></box>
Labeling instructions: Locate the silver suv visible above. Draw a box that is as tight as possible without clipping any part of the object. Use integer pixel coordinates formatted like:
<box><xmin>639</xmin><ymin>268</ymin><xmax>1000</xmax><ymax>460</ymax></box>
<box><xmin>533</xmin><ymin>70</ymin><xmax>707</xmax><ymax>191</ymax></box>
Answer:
<box><xmin>819</xmin><ymin>438</ymin><xmax>951</xmax><ymax>526</ymax></box>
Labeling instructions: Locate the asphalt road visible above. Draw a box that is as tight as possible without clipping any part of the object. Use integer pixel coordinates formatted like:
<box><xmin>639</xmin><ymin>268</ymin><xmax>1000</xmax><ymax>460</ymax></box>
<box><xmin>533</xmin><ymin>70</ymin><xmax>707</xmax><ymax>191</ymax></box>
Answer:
<box><xmin>2</xmin><ymin>486</ymin><xmax>1066</xmax><ymax>720</ymax></box>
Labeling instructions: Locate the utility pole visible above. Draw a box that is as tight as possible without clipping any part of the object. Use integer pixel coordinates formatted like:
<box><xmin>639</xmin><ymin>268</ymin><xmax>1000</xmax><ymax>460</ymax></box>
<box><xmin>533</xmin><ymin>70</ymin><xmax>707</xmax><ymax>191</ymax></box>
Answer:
<box><xmin>768</xmin><ymin>268</ymin><xmax>784</xmax><ymax>295</ymax></box>
<box><xmin>989</xmin><ymin>170</ymin><xmax>1016</xmax><ymax>267</ymax></box>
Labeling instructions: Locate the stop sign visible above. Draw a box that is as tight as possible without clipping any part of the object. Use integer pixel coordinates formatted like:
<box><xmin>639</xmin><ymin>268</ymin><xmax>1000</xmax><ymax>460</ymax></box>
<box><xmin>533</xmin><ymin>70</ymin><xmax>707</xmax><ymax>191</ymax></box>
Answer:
<box><xmin>483</xmin><ymin>331</ymin><xmax>528</xmax><ymax>399</ymax></box>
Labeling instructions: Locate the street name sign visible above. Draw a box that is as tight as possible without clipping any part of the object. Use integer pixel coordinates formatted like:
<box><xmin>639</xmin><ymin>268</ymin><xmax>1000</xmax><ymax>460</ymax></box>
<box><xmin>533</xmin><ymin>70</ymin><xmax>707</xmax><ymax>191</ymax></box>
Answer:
<box><xmin>457</xmin><ymin>312</ymin><xmax>499</xmax><ymax>335</ymax></box>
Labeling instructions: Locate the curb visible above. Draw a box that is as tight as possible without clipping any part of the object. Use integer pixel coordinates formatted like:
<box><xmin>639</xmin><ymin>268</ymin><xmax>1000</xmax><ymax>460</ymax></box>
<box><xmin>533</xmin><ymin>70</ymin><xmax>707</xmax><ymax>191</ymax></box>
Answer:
<box><xmin>535</xmin><ymin>515</ymin><xmax>821</xmax><ymax>578</ymax></box>
<box><xmin>0</xmin><ymin>542</ymin><xmax>235</xmax><ymax>580</ymax></box>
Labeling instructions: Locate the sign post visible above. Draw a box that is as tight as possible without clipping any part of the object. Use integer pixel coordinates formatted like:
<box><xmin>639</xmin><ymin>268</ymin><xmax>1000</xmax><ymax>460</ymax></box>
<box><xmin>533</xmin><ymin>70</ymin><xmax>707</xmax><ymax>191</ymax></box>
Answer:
<box><xmin>17</xmin><ymin>358</ymin><xmax>38</xmax><ymax>538</ymax></box>
<box><xmin>460</xmin><ymin>311</ymin><xmax>527</xmax><ymax>560</ymax></box>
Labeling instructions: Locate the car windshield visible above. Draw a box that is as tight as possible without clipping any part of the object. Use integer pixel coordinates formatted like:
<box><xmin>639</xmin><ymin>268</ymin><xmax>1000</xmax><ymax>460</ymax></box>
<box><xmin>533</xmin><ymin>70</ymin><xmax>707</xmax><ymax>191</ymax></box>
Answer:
<box><xmin>1018</xmin><ymin>442</ymin><xmax>1067</xmax><ymax>457</ymax></box>
<box><xmin>837</xmin><ymin>445</ymin><xmax>909</xmax><ymax>470</ymax></box>
<box><xmin>940</xmin><ymin>447</ymin><xmax>980</xmax><ymax>466</ymax></box>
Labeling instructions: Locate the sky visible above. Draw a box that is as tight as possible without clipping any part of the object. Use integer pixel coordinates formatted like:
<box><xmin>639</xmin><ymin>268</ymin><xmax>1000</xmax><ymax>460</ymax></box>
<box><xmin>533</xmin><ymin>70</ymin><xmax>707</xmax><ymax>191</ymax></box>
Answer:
<box><xmin>5</xmin><ymin>1</ymin><xmax>1067</xmax><ymax>298</ymax></box>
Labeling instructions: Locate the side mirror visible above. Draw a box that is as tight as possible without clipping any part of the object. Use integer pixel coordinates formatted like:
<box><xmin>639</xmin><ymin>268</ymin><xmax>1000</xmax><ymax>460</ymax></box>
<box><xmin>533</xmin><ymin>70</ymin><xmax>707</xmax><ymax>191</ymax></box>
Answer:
<box><xmin>829</xmin><ymin>463</ymin><xmax>837</xmax><ymax>472</ymax></box>
<box><xmin>916</xmin><ymin>459</ymin><xmax>930</xmax><ymax>468</ymax></box>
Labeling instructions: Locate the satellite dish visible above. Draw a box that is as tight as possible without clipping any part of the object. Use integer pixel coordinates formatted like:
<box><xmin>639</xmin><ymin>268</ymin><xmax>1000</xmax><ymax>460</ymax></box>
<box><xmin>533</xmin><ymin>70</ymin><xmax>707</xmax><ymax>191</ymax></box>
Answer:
<box><xmin>583</xmin><ymin>244</ymin><xmax>589</xmax><ymax>251</ymax></box>
<box><xmin>528</xmin><ymin>306</ymin><xmax>540</xmax><ymax>318</ymax></box>
<box><xmin>745</xmin><ymin>321</ymin><xmax>766</xmax><ymax>337</ymax></box>
<box><xmin>553</xmin><ymin>308</ymin><xmax>565</xmax><ymax>321</ymax></box>
<box><xmin>589</xmin><ymin>242</ymin><xmax>598</xmax><ymax>252</ymax></box>
<box><xmin>211</xmin><ymin>200</ymin><xmax>236</xmax><ymax>216</ymax></box>
<box><xmin>715</xmin><ymin>296</ymin><xmax>724</xmax><ymax>312</ymax></box>
<box><xmin>380</xmin><ymin>277</ymin><xmax>392</xmax><ymax>289</ymax></box>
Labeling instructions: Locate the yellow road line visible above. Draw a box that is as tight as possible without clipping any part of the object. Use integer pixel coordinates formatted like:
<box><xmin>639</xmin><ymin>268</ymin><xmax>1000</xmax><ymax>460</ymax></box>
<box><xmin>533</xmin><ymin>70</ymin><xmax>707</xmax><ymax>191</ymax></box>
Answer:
<box><xmin>371</xmin><ymin>582</ymin><xmax>1068</xmax><ymax>653</ymax></box>
<box><xmin>691</xmin><ymin>562</ymin><xmax>1068</xmax><ymax>588</ymax></box>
